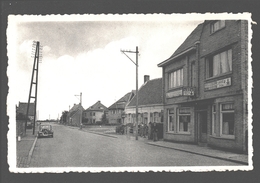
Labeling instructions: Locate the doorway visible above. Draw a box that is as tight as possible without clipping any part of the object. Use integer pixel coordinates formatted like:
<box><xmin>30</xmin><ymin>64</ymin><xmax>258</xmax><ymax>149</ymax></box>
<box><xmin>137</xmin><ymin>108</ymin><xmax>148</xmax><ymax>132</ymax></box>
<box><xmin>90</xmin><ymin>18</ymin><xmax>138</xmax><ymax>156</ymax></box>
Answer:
<box><xmin>197</xmin><ymin>111</ymin><xmax>207</xmax><ymax>143</ymax></box>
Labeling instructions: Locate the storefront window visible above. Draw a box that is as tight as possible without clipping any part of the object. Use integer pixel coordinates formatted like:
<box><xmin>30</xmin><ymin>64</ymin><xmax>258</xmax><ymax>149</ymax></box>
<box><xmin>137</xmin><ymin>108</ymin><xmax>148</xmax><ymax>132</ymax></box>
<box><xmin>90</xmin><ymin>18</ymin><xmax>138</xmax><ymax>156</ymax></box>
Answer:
<box><xmin>220</xmin><ymin>103</ymin><xmax>234</xmax><ymax>136</ymax></box>
<box><xmin>178</xmin><ymin>108</ymin><xmax>191</xmax><ymax>133</ymax></box>
<box><xmin>168</xmin><ymin>109</ymin><xmax>175</xmax><ymax>132</ymax></box>
<box><xmin>154</xmin><ymin>112</ymin><xmax>159</xmax><ymax>123</ymax></box>
<box><xmin>212</xmin><ymin>105</ymin><xmax>216</xmax><ymax>135</ymax></box>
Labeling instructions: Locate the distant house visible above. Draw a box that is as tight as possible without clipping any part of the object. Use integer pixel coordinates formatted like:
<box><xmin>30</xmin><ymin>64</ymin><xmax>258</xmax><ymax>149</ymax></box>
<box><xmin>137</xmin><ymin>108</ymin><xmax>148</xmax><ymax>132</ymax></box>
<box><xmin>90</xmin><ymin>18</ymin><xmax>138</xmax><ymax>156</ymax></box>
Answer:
<box><xmin>67</xmin><ymin>103</ymin><xmax>85</xmax><ymax>126</ymax></box>
<box><xmin>107</xmin><ymin>90</ymin><xmax>135</xmax><ymax>124</ymax></box>
<box><xmin>125</xmin><ymin>75</ymin><xmax>164</xmax><ymax>126</ymax></box>
<box><xmin>16</xmin><ymin>102</ymin><xmax>35</xmax><ymax>120</ymax></box>
<box><xmin>83</xmin><ymin>101</ymin><xmax>108</xmax><ymax>124</ymax></box>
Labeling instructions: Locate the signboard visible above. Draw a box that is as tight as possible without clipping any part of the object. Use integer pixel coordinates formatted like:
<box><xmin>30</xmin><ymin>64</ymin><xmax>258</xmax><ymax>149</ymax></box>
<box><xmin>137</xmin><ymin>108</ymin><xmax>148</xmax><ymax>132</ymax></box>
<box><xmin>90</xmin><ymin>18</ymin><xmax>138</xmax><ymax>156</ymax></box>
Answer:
<box><xmin>183</xmin><ymin>87</ymin><xmax>195</xmax><ymax>96</ymax></box>
<box><xmin>205</xmin><ymin>77</ymin><xmax>231</xmax><ymax>91</ymax></box>
<box><xmin>166</xmin><ymin>89</ymin><xmax>182</xmax><ymax>98</ymax></box>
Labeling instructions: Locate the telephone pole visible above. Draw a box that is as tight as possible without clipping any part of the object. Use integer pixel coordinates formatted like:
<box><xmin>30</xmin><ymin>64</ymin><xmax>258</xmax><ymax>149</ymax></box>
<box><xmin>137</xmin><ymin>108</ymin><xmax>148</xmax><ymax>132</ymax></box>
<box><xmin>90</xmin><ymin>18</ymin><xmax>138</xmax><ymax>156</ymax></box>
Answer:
<box><xmin>121</xmin><ymin>46</ymin><xmax>139</xmax><ymax>140</ymax></box>
<box><xmin>25</xmin><ymin>41</ymin><xmax>42</xmax><ymax>135</ymax></box>
<box><xmin>75</xmin><ymin>92</ymin><xmax>82</xmax><ymax>128</ymax></box>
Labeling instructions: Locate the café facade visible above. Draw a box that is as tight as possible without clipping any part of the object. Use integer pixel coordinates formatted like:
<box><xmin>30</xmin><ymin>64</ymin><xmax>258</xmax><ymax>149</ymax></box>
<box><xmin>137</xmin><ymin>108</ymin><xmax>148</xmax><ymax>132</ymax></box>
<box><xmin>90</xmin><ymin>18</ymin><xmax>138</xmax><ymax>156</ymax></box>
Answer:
<box><xmin>158</xmin><ymin>20</ymin><xmax>248</xmax><ymax>153</ymax></box>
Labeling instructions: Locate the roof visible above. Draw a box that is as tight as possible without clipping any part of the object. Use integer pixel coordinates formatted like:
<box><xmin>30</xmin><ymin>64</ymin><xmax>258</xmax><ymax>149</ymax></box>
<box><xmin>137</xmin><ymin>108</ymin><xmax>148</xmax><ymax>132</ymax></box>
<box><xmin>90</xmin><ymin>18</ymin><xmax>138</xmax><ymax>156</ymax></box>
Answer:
<box><xmin>108</xmin><ymin>90</ymin><xmax>135</xmax><ymax>109</ymax></box>
<box><xmin>85</xmin><ymin>101</ymin><xmax>108</xmax><ymax>111</ymax></box>
<box><xmin>68</xmin><ymin>104</ymin><xmax>85</xmax><ymax>117</ymax></box>
<box><xmin>127</xmin><ymin>78</ymin><xmax>163</xmax><ymax>107</ymax></box>
<box><xmin>158</xmin><ymin>23</ymin><xmax>204</xmax><ymax>67</ymax></box>
<box><xmin>17</xmin><ymin>102</ymin><xmax>35</xmax><ymax>116</ymax></box>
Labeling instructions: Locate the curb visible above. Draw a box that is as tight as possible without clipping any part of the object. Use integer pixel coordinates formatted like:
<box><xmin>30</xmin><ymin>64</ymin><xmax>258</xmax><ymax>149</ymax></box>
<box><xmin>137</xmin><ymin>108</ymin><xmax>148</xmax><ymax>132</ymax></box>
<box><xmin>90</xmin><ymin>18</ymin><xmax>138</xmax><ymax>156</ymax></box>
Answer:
<box><xmin>82</xmin><ymin>130</ymin><xmax>118</xmax><ymax>138</ymax></box>
<box><xmin>146</xmin><ymin>142</ymin><xmax>248</xmax><ymax>165</ymax></box>
<box><xmin>27</xmin><ymin>136</ymin><xmax>38</xmax><ymax>165</ymax></box>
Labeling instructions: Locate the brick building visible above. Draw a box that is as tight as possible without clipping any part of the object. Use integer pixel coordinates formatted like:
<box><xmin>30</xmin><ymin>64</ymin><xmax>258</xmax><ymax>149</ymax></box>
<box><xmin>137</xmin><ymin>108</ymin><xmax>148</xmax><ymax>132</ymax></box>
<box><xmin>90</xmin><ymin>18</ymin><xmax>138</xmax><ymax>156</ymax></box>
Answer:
<box><xmin>125</xmin><ymin>75</ymin><xmax>164</xmax><ymax>138</ymax></box>
<box><xmin>107</xmin><ymin>90</ymin><xmax>135</xmax><ymax>124</ymax></box>
<box><xmin>66</xmin><ymin>103</ymin><xmax>85</xmax><ymax>126</ymax></box>
<box><xmin>158</xmin><ymin>20</ymin><xmax>248</xmax><ymax>153</ymax></box>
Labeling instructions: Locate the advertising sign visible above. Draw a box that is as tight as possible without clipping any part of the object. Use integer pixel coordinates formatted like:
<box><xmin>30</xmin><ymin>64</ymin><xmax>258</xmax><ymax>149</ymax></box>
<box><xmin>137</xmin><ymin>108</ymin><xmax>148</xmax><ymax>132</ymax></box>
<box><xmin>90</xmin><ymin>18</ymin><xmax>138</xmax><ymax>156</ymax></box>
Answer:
<box><xmin>183</xmin><ymin>87</ymin><xmax>195</xmax><ymax>96</ymax></box>
<box><xmin>166</xmin><ymin>89</ymin><xmax>182</xmax><ymax>98</ymax></box>
<box><xmin>205</xmin><ymin>77</ymin><xmax>231</xmax><ymax>91</ymax></box>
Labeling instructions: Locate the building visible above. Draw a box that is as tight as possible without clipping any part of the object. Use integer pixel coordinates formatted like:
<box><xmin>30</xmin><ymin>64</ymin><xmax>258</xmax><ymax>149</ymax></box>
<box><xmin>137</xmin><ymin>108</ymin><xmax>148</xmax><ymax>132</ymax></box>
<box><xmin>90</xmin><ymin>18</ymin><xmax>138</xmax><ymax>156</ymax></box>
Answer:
<box><xmin>16</xmin><ymin>102</ymin><xmax>35</xmax><ymax>120</ymax></box>
<box><xmin>67</xmin><ymin>103</ymin><xmax>85</xmax><ymax>126</ymax></box>
<box><xmin>158</xmin><ymin>20</ymin><xmax>248</xmax><ymax>153</ymax></box>
<box><xmin>107</xmin><ymin>90</ymin><xmax>135</xmax><ymax>124</ymax></box>
<box><xmin>83</xmin><ymin>101</ymin><xmax>108</xmax><ymax>124</ymax></box>
<box><xmin>125</xmin><ymin>75</ymin><xmax>164</xmax><ymax>137</ymax></box>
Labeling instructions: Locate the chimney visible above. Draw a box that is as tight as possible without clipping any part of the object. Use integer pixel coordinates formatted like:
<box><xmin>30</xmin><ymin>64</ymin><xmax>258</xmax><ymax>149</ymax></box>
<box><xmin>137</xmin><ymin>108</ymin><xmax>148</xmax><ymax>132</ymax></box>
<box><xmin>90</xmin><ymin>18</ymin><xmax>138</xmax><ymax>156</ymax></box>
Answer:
<box><xmin>144</xmin><ymin>75</ymin><xmax>150</xmax><ymax>83</ymax></box>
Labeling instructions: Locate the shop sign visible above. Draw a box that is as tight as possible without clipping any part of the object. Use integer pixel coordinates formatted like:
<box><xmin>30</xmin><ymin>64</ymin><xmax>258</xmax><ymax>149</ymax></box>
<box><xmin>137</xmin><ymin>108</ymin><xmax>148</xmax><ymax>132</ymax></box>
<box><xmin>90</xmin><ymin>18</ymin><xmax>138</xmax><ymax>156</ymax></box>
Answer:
<box><xmin>183</xmin><ymin>87</ymin><xmax>195</xmax><ymax>96</ymax></box>
<box><xmin>205</xmin><ymin>77</ymin><xmax>231</xmax><ymax>91</ymax></box>
<box><xmin>166</xmin><ymin>89</ymin><xmax>182</xmax><ymax>98</ymax></box>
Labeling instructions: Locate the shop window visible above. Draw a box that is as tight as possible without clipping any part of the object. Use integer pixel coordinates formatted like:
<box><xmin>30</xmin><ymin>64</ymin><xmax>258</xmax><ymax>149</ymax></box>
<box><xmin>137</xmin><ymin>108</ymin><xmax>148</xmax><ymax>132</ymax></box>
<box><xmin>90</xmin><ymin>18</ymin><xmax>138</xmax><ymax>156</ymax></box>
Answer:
<box><xmin>178</xmin><ymin>108</ymin><xmax>191</xmax><ymax>133</ymax></box>
<box><xmin>206</xmin><ymin>49</ymin><xmax>232</xmax><ymax>78</ymax></box>
<box><xmin>220</xmin><ymin>103</ymin><xmax>235</xmax><ymax>136</ymax></box>
<box><xmin>212</xmin><ymin>105</ymin><xmax>217</xmax><ymax>135</ymax></box>
<box><xmin>154</xmin><ymin>112</ymin><xmax>159</xmax><ymax>122</ymax></box>
<box><xmin>169</xmin><ymin>68</ymin><xmax>183</xmax><ymax>88</ymax></box>
<box><xmin>210</xmin><ymin>20</ymin><xmax>225</xmax><ymax>33</ymax></box>
<box><xmin>168</xmin><ymin>109</ymin><xmax>175</xmax><ymax>132</ymax></box>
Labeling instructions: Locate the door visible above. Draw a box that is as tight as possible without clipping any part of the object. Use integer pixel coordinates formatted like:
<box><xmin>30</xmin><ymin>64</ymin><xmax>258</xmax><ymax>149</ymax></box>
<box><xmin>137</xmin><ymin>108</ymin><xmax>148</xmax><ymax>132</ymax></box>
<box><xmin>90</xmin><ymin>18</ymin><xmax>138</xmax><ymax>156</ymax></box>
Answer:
<box><xmin>198</xmin><ymin>111</ymin><xmax>207</xmax><ymax>143</ymax></box>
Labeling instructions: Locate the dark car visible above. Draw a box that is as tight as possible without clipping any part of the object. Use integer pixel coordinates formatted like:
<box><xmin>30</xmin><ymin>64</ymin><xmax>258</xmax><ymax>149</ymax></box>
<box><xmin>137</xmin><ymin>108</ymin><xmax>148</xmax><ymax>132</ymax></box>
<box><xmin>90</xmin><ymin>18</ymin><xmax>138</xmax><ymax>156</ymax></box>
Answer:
<box><xmin>38</xmin><ymin>124</ymin><xmax>54</xmax><ymax>138</ymax></box>
<box><xmin>116</xmin><ymin>124</ymin><xmax>125</xmax><ymax>134</ymax></box>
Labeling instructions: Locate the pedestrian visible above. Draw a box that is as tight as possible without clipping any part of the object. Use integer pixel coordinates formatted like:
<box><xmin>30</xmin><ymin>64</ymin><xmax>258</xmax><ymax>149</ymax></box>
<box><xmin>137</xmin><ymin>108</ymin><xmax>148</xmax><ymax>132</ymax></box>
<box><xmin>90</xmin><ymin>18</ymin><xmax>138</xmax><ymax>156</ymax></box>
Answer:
<box><xmin>152</xmin><ymin>122</ymin><xmax>158</xmax><ymax>142</ymax></box>
<box><xmin>148</xmin><ymin>122</ymin><xmax>152</xmax><ymax>140</ymax></box>
<box><xmin>143</xmin><ymin>123</ymin><xmax>147</xmax><ymax>138</ymax></box>
<box><xmin>140</xmin><ymin>122</ymin><xmax>144</xmax><ymax>137</ymax></box>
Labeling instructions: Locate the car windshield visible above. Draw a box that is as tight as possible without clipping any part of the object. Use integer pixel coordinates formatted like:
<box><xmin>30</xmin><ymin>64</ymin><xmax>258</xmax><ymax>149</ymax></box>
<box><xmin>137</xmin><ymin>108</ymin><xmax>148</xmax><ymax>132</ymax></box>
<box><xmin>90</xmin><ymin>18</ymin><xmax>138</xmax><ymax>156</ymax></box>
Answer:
<box><xmin>41</xmin><ymin>125</ymin><xmax>51</xmax><ymax>130</ymax></box>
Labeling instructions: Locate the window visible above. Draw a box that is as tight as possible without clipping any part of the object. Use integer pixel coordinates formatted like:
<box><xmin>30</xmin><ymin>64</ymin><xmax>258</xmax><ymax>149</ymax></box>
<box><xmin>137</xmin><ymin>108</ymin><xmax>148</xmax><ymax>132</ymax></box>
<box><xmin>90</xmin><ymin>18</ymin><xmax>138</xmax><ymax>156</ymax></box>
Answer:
<box><xmin>207</xmin><ymin>49</ymin><xmax>232</xmax><ymax>78</ymax></box>
<box><xmin>191</xmin><ymin>62</ymin><xmax>195</xmax><ymax>86</ymax></box>
<box><xmin>168</xmin><ymin>109</ymin><xmax>175</xmax><ymax>132</ymax></box>
<box><xmin>212</xmin><ymin>105</ymin><xmax>216</xmax><ymax>135</ymax></box>
<box><xmin>150</xmin><ymin>113</ymin><xmax>153</xmax><ymax>122</ymax></box>
<box><xmin>210</xmin><ymin>20</ymin><xmax>225</xmax><ymax>33</ymax></box>
<box><xmin>154</xmin><ymin>112</ymin><xmax>159</xmax><ymax>123</ymax></box>
<box><xmin>220</xmin><ymin>103</ymin><xmax>234</xmax><ymax>136</ymax></box>
<box><xmin>169</xmin><ymin>68</ymin><xmax>183</xmax><ymax>88</ymax></box>
<box><xmin>178</xmin><ymin>108</ymin><xmax>191</xmax><ymax>133</ymax></box>
<box><xmin>93</xmin><ymin>112</ymin><xmax>95</xmax><ymax>116</ymax></box>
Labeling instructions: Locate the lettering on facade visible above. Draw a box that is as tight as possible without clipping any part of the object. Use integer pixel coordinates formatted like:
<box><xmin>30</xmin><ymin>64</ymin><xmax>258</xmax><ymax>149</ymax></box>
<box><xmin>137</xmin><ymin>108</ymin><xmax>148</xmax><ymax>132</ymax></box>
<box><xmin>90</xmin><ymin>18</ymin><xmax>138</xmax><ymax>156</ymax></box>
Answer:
<box><xmin>166</xmin><ymin>89</ymin><xmax>182</xmax><ymax>98</ymax></box>
<box><xmin>205</xmin><ymin>77</ymin><xmax>231</xmax><ymax>91</ymax></box>
<box><xmin>183</xmin><ymin>87</ymin><xmax>195</xmax><ymax>96</ymax></box>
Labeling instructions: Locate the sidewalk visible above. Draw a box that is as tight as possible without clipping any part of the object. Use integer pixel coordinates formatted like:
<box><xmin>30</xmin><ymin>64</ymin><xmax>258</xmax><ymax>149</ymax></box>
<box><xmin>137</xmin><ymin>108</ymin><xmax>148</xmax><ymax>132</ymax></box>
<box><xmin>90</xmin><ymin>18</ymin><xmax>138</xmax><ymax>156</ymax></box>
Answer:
<box><xmin>146</xmin><ymin>140</ymin><xmax>248</xmax><ymax>165</ymax></box>
<box><xmin>16</xmin><ymin>129</ymin><xmax>38</xmax><ymax>168</ymax></box>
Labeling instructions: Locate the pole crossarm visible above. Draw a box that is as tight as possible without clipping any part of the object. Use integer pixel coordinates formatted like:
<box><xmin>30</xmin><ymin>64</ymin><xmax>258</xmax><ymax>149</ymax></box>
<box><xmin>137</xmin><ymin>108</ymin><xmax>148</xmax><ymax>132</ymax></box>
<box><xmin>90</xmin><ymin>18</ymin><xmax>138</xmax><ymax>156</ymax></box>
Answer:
<box><xmin>120</xmin><ymin>50</ymin><xmax>139</xmax><ymax>66</ymax></box>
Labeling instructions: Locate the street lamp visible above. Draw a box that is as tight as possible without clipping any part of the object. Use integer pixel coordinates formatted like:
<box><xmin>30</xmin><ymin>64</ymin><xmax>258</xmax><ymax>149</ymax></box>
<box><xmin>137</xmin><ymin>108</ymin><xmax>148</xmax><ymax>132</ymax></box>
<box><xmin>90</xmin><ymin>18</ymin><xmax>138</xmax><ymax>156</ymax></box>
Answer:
<box><xmin>120</xmin><ymin>46</ymin><xmax>139</xmax><ymax>140</ymax></box>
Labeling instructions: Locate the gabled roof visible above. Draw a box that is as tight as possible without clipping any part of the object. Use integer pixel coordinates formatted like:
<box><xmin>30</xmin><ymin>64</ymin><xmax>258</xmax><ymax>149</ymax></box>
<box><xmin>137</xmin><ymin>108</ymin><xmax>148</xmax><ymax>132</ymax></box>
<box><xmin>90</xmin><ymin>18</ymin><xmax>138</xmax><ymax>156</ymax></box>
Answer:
<box><xmin>158</xmin><ymin>23</ymin><xmax>204</xmax><ymax>67</ymax></box>
<box><xmin>127</xmin><ymin>78</ymin><xmax>163</xmax><ymax>107</ymax></box>
<box><xmin>17</xmin><ymin>102</ymin><xmax>35</xmax><ymax>116</ymax></box>
<box><xmin>85</xmin><ymin>101</ymin><xmax>108</xmax><ymax>111</ymax></box>
<box><xmin>68</xmin><ymin>104</ymin><xmax>85</xmax><ymax>118</ymax></box>
<box><xmin>108</xmin><ymin>90</ymin><xmax>136</xmax><ymax>110</ymax></box>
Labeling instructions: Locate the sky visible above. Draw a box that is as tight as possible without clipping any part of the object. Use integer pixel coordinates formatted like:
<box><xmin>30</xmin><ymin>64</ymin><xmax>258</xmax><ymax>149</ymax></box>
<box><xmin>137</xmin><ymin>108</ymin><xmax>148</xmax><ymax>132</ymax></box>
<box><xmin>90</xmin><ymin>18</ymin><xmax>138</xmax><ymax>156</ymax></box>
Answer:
<box><xmin>7</xmin><ymin>14</ymin><xmax>242</xmax><ymax>120</ymax></box>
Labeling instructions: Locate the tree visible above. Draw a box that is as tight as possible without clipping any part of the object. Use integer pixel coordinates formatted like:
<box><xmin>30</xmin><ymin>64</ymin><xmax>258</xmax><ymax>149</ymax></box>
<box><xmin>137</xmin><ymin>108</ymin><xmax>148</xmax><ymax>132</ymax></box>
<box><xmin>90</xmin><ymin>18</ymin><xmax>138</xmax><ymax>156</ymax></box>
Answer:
<box><xmin>101</xmin><ymin>112</ymin><xmax>108</xmax><ymax>125</ymax></box>
<box><xmin>60</xmin><ymin>110</ymin><xmax>68</xmax><ymax>124</ymax></box>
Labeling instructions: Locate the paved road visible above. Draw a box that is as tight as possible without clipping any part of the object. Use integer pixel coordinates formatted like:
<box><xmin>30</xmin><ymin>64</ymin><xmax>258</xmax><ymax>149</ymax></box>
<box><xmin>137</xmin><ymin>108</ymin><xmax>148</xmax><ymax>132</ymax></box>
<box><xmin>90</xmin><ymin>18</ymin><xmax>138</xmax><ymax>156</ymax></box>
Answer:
<box><xmin>30</xmin><ymin>123</ymin><xmax>241</xmax><ymax>167</ymax></box>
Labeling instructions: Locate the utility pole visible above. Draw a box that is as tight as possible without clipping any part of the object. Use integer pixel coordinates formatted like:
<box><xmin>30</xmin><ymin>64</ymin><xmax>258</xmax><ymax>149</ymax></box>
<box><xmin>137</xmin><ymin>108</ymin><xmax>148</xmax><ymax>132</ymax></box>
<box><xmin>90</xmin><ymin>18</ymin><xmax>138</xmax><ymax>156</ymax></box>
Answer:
<box><xmin>75</xmin><ymin>92</ymin><xmax>82</xmax><ymax>128</ymax></box>
<box><xmin>25</xmin><ymin>41</ymin><xmax>42</xmax><ymax>135</ymax></box>
<box><xmin>121</xmin><ymin>46</ymin><xmax>139</xmax><ymax>140</ymax></box>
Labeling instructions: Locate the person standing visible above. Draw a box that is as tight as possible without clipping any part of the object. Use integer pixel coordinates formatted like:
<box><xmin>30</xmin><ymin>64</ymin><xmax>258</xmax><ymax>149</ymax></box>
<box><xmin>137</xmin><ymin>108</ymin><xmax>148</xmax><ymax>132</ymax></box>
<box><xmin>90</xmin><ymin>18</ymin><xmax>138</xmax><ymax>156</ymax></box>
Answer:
<box><xmin>148</xmin><ymin>122</ymin><xmax>152</xmax><ymax>140</ymax></box>
<box><xmin>152</xmin><ymin>122</ymin><xmax>158</xmax><ymax>142</ymax></box>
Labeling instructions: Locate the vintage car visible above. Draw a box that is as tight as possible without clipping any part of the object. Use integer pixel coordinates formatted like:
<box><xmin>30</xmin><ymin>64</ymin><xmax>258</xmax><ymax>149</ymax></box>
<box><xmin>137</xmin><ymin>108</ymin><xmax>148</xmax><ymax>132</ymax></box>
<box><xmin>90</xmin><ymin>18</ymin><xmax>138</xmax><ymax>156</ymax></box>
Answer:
<box><xmin>37</xmin><ymin>124</ymin><xmax>54</xmax><ymax>138</ymax></box>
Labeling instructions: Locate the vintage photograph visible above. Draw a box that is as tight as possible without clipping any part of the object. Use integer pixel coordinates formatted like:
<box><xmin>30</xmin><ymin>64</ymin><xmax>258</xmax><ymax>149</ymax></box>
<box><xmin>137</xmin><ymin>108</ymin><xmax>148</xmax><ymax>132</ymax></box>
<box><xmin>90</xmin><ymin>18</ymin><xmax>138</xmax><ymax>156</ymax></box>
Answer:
<box><xmin>7</xmin><ymin>13</ymin><xmax>252</xmax><ymax>173</ymax></box>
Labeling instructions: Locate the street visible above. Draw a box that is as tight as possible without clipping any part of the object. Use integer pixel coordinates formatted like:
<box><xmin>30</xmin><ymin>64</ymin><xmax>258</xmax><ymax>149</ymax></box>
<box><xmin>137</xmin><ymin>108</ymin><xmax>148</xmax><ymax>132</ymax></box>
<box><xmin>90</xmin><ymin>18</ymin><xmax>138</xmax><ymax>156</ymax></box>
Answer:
<box><xmin>30</xmin><ymin>123</ymin><xmax>242</xmax><ymax>167</ymax></box>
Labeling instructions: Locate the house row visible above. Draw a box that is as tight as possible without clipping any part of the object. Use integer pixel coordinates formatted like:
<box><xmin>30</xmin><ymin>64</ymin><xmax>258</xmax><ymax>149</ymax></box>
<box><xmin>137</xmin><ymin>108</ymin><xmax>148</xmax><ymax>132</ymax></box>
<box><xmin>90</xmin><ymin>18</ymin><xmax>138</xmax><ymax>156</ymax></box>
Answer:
<box><xmin>64</xmin><ymin>20</ymin><xmax>248</xmax><ymax>153</ymax></box>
